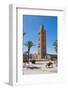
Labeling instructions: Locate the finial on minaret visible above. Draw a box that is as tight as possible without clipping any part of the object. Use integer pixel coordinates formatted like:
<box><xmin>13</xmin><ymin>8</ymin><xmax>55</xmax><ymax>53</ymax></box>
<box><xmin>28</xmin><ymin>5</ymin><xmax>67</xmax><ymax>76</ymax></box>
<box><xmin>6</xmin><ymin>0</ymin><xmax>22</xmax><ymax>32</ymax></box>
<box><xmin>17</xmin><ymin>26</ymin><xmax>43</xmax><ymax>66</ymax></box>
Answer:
<box><xmin>40</xmin><ymin>24</ymin><xmax>44</xmax><ymax>30</ymax></box>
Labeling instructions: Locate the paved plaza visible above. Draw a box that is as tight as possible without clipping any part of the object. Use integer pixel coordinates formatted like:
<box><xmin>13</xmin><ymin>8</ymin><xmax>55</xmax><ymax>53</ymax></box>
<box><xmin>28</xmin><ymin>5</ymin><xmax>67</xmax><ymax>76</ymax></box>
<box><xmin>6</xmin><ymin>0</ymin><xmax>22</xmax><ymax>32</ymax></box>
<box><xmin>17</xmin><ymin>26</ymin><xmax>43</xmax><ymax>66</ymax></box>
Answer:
<box><xmin>23</xmin><ymin>61</ymin><xmax>57</xmax><ymax>75</ymax></box>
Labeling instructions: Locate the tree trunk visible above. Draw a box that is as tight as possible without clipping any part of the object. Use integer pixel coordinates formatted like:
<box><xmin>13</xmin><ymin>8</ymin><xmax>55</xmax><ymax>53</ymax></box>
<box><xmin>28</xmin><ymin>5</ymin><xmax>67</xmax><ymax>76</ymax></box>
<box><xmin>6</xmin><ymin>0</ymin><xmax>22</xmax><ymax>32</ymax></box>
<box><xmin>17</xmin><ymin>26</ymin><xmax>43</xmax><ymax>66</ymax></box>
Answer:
<box><xmin>28</xmin><ymin>48</ymin><xmax>30</xmax><ymax>63</ymax></box>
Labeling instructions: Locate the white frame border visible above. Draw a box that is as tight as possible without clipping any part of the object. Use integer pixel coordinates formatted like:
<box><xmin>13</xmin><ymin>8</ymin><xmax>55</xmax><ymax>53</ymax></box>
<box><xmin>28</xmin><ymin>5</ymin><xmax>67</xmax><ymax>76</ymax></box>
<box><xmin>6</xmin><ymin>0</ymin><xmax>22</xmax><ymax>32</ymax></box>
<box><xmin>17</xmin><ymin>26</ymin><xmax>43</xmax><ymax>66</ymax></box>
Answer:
<box><xmin>9</xmin><ymin>4</ymin><xmax>65</xmax><ymax>86</ymax></box>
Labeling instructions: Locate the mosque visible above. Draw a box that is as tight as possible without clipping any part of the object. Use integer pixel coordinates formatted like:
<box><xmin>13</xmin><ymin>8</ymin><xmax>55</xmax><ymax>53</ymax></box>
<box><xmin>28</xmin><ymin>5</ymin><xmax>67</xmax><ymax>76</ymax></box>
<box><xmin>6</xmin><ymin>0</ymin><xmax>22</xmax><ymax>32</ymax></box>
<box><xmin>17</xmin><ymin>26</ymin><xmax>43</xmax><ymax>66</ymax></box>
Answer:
<box><xmin>23</xmin><ymin>25</ymin><xmax>57</xmax><ymax>62</ymax></box>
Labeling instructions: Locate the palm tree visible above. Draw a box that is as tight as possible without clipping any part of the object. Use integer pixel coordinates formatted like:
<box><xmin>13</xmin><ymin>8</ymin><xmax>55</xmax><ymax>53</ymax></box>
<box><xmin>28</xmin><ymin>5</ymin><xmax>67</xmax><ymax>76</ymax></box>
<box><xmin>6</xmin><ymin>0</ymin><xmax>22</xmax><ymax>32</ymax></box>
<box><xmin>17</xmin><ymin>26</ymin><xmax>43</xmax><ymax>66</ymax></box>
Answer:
<box><xmin>23</xmin><ymin>32</ymin><xmax>26</xmax><ymax>53</ymax></box>
<box><xmin>24</xmin><ymin>41</ymin><xmax>35</xmax><ymax>63</ymax></box>
<box><xmin>53</xmin><ymin>40</ymin><xmax>57</xmax><ymax>53</ymax></box>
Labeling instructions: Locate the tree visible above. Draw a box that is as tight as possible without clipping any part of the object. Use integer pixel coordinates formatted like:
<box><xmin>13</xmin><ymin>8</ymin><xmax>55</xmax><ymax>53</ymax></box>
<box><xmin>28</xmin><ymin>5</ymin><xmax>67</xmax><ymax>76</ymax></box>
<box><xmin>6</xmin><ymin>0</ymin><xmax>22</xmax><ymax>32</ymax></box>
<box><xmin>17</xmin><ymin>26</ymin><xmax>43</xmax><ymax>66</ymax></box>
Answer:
<box><xmin>24</xmin><ymin>41</ymin><xmax>35</xmax><ymax>63</ymax></box>
<box><xmin>53</xmin><ymin>40</ymin><xmax>57</xmax><ymax>53</ymax></box>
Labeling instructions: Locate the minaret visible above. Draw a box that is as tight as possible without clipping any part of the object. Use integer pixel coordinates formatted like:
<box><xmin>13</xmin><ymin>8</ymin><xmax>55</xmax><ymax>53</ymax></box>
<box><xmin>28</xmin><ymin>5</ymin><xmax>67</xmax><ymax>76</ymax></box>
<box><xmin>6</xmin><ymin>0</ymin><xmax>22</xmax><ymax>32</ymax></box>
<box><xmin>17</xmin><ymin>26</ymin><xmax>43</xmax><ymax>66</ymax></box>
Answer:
<box><xmin>38</xmin><ymin>25</ymin><xmax>46</xmax><ymax>59</ymax></box>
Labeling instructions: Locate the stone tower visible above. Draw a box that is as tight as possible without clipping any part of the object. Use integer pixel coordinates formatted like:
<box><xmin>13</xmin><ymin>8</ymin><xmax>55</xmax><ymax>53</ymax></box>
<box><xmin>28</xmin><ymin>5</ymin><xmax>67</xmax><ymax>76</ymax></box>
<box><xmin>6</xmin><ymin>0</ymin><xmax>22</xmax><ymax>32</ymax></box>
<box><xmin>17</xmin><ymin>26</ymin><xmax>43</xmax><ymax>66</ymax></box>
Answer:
<box><xmin>38</xmin><ymin>25</ymin><xmax>46</xmax><ymax>59</ymax></box>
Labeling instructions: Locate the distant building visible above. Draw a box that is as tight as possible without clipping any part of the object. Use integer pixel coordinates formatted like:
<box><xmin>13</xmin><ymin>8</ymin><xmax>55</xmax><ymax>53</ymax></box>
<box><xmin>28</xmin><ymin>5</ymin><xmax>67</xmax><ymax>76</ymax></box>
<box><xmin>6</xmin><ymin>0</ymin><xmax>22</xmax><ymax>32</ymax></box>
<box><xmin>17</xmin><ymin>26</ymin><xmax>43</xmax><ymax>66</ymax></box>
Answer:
<box><xmin>46</xmin><ymin>54</ymin><xmax>57</xmax><ymax>61</ymax></box>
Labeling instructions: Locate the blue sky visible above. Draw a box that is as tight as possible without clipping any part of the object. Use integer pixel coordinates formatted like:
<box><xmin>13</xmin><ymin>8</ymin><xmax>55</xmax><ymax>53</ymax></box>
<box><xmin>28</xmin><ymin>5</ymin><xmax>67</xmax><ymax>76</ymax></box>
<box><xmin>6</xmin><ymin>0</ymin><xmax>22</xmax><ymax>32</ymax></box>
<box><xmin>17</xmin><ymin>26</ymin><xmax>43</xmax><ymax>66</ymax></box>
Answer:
<box><xmin>23</xmin><ymin>15</ymin><xmax>57</xmax><ymax>54</ymax></box>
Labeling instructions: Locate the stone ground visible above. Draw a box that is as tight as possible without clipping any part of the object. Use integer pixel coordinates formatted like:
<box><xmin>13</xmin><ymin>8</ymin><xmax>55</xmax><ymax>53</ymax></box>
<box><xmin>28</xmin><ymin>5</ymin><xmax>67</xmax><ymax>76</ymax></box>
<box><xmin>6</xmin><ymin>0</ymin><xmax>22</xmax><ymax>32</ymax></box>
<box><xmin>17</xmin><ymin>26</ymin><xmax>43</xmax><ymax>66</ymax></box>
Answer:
<box><xmin>23</xmin><ymin>61</ymin><xmax>57</xmax><ymax>75</ymax></box>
